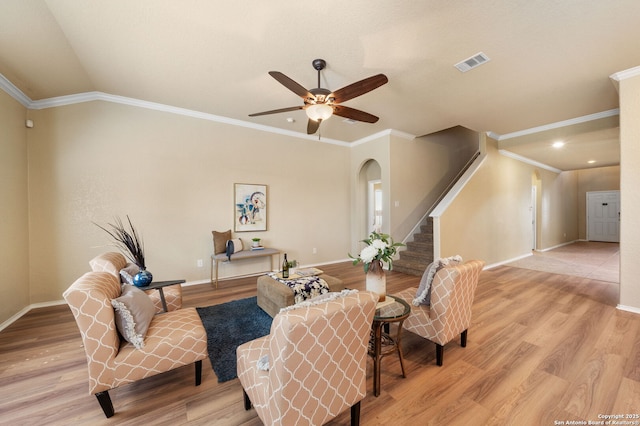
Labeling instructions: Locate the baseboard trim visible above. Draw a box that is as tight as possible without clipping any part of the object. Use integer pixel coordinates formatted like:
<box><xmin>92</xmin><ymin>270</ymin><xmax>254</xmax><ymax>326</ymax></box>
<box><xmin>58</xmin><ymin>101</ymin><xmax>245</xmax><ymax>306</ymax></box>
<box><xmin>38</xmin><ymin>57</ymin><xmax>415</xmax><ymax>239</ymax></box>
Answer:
<box><xmin>0</xmin><ymin>299</ymin><xmax>66</xmax><ymax>332</ymax></box>
<box><xmin>483</xmin><ymin>252</ymin><xmax>533</xmax><ymax>270</ymax></box>
<box><xmin>617</xmin><ymin>304</ymin><xmax>640</xmax><ymax>314</ymax></box>
<box><xmin>537</xmin><ymin>240</ymin><xmax>580</xmax><ymax>252</ymax></box>
<box><xmin>0</xmin><ymin>257</ymin><xmax>371</xmax><ymax>331</ymax></box>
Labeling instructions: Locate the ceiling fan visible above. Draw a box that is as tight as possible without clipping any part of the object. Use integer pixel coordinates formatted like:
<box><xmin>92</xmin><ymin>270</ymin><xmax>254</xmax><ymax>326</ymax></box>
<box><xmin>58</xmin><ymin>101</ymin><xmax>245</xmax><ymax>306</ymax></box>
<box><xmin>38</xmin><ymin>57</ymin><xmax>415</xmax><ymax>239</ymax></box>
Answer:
<box><xmin>249</xmin><ymin>59</ymin><xmax>388</xmax><ymax>135</ymax></box>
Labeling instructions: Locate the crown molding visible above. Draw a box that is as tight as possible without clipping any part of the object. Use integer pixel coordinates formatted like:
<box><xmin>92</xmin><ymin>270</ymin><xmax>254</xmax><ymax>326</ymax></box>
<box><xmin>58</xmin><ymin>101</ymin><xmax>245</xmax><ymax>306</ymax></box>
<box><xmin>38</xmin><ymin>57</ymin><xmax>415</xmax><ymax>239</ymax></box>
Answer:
<box><xmin>0</xmin><ymin>74</ymin><xmax>31</xmax><ymax>108</ymax></box>
<box><xmin>490</xmin><ymin>109</ymin><xmax>620</xmax><ymax>141</ymax></box>
<box><xmin>499</xmin><ymin>149</ymin><xmax>562</xmax><ymax>174</ymax></box>
<box><xmin>351</xmin><ymin>128</ymin><xmax>415</xmax><ymax>146</ymax></box>
<box><xmin>1</xmin><ymin>73</ymin><xmax>416</xmax><ymax>147</ymax></box>
<box><xmin>4</xmin><ymin>85</ymin><xmax>351</xmax><ymax>146</ymax></box>
<box><xmin>610</xmin><ymin>65</ymin><xmax>640</xmax><ymax>82</ymax></box>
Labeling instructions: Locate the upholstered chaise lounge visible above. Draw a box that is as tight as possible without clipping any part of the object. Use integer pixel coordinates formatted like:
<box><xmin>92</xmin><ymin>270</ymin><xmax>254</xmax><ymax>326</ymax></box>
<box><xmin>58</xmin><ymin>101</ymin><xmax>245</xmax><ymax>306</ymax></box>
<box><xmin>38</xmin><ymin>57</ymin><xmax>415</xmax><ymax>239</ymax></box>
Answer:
<box><xmin>90</xmin><ymin>252</ymin><xmax>183</xmax><ymax>313</ymax></box>
<box><xmin>63</xmin><ymin>271</ymin><xmax>208</xmax><ymax>418</ymax></box>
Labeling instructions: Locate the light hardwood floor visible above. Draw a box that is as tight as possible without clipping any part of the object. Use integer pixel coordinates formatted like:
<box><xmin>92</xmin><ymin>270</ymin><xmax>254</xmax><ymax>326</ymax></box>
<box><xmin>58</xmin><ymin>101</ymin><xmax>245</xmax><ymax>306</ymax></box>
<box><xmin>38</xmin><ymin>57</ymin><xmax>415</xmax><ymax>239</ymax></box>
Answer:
<box><xmin>1</xmin><ymin>255</ymin><xmax>639</xmax><ymax>425</ymax></box>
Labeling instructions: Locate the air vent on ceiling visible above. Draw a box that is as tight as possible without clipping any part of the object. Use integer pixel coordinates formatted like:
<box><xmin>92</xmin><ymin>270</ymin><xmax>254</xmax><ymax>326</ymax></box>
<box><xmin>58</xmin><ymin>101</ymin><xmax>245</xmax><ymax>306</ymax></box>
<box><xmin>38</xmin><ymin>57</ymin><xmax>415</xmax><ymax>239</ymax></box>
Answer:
<box><xmin>454</xmin><ymin>52</ymin><xmax>490</xmax><ymax>72</ymax></box>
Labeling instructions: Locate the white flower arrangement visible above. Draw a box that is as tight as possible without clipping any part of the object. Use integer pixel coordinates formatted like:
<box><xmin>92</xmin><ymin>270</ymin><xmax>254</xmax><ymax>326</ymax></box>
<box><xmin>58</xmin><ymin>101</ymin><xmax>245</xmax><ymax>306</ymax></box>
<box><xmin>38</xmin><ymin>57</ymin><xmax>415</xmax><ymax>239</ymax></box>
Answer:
<box><xmin>349</xmin><ymin>232</ymin><xmax>405</xmax><ymax>273</ymax></box>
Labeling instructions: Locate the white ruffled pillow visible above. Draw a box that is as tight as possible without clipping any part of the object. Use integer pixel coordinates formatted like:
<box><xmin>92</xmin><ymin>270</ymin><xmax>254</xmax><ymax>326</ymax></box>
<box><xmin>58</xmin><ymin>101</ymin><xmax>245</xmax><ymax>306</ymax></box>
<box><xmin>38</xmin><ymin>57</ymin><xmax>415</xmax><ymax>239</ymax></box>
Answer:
<box><xmin>413</xmin><ymin>255</ymin><xmax>462</xmax><ymax>306</ymax></box>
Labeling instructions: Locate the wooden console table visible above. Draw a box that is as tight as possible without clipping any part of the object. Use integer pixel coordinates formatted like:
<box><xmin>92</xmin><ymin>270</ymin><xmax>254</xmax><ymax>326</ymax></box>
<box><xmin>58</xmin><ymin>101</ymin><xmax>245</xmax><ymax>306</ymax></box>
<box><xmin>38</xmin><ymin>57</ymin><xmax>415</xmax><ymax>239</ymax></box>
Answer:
<box><xmin>210</xmin><ymin>248</ymin><xmax>281</xmax><ymax>288</ymax></box>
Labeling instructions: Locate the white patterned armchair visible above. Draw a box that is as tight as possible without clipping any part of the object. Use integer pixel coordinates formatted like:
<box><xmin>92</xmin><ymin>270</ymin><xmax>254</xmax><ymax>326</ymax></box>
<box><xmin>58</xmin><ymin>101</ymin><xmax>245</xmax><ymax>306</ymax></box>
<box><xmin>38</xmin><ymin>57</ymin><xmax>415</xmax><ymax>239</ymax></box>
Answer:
<box><xmin>396</xmin><ymin>259</ymin><xmax>484</xmax><ymax>366</ymax></box>
<box><xmin>63</xmin><ymin>271</ymin><xmax>208</xmax><ymax>418</ymax></box>
<box><xmin>237</xmin><ymin>290</ymin><xmax>378</xmax><ymax>426</ymax></box>
<box><xmin>90</xmin><ymin>252</ymin><xmax>183</xmax><ymax>313</ymax></box>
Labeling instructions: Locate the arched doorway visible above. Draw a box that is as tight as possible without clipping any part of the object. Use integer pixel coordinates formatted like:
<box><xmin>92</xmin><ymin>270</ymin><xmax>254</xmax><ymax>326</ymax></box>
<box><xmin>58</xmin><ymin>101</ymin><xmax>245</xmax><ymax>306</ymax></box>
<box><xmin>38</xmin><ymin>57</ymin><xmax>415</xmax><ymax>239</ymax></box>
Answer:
<box><xmin>358</xmin><ymin>159</ymin><xmax>383</xmax><ymax>239</ymax></box>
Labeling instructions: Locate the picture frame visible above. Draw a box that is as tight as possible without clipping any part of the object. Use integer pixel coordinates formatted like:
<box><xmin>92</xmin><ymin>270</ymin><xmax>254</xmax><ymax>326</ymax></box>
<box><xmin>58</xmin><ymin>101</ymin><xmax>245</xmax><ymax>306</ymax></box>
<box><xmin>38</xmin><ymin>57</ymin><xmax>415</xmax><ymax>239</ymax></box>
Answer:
<box><xmin>234</xmin><ymin>183</ymin><xmax>267</xmax><ymax>232</ymax></box>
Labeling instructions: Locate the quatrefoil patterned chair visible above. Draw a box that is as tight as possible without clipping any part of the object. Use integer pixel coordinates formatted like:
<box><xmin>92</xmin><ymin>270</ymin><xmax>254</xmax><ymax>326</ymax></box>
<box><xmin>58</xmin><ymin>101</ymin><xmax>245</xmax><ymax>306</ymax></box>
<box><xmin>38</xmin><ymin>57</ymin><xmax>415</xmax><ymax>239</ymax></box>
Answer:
<box><xmin>396</xmin><ymin>259</ymin><xmax>484</xmax><ymax>366</ymax></box>
<box><xmin>63</xmin><ymin>271</ymin><xmax>208</xmax><ymax>417</ymax></box>
<box><xmin>90</xmin><ymin>252</ymin><xmax>183</xmax><ymax>313</ymax></box>
<box><xmin>237</xmin><ymin>290</ymin><xmax>378</xmax><ymax>426</ymax></box>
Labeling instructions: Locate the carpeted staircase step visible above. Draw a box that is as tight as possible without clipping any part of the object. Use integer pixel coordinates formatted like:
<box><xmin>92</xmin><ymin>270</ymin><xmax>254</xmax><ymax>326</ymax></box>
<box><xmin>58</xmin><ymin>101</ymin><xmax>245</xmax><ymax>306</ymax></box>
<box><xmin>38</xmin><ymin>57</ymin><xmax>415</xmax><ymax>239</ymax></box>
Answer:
<box><xmin>406</xmin><ymin>240</ymin><xmax>433</xmax><ymax>252</ymax></box>
<box><xmin>400</xmin><ymin>248</ymin><xmax>432</xmax><ymax>263</ymax></box>
<box><xmin>394</xmin><ymin>217</ymin><xmax>434</xmax><ymax>276</ymax></box>
<box><xmin>393</xmin><ymin>258</ymin><xmax>429</xmax><ymax>276</ymax></box>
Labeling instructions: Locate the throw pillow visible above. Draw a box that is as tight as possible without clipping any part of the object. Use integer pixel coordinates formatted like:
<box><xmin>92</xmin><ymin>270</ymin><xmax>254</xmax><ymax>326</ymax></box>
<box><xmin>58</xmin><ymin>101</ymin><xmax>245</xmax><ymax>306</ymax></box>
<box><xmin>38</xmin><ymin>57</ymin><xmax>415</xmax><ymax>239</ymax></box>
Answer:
<box><xmin>225</xmin><ymin>238</ymin><xmax>243</xmax><ymax>260</ymax></box>
<box><xmin>212</xmin><ymin>229</ymin><xmax>232</xmax><ymax>255</ymax></box>
<box><xmin>119</xmin><ymin>262</ymin><xmax>140</xmax><ymax>285</ymax></box>
<box><xmin>413</xmin><ymin>255</ymin><xmax>463</xmax><ymax>306</ymax></box>
<box><xmin>111</xmin><ymin>284</ymin><xmax>156</xmax><ymax>349</ymax></box>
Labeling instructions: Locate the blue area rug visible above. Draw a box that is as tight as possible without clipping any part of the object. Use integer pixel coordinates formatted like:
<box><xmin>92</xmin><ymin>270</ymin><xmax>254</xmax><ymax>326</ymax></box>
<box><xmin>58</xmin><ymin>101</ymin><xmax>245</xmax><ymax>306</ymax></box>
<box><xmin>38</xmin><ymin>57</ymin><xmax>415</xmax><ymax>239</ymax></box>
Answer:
<box><xmin>196</xmin><ymin>297</ymin><xmax>272</xmax><ymax>382</ymax></box>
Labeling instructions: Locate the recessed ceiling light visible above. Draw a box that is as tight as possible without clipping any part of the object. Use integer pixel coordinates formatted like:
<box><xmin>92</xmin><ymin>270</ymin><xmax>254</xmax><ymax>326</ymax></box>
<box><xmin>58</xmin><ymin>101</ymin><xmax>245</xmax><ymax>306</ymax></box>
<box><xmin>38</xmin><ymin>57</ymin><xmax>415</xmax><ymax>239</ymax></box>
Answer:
<box><xmin>552</xmin><ymin>141</ymin><xmax>565</xmax><ymax>148</ymax></box>
<box><xmin>286</xmin><ymin>117</ymin><xmax>295</xmax><ymax>123</ymax></box>
<box><xmin>588</xmin><ymin>160</ymin><xmax>596</xmax><ymax>164</ymax></box>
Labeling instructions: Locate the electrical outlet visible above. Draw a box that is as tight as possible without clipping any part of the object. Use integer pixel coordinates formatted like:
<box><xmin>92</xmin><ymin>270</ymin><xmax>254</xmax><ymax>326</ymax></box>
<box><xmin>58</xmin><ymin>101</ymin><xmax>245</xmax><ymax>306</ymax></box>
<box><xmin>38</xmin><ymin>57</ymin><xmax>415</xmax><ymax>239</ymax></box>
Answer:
<box><xmin>312</xmin><ymin>247</ymin><xmax>317</xmax><ymax>254</ymax></box>
<box><xmin>197</xmin><ymin>259</ymin><xmax>203</xmax><ymax>268</ymax></box>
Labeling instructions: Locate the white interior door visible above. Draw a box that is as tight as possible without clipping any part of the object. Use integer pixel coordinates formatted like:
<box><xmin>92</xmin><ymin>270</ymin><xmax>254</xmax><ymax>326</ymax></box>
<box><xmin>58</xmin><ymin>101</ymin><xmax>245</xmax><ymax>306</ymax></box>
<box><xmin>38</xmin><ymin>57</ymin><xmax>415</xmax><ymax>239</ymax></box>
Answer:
<box><xmin>587</xmin><ymin>190</ymin><xmax>620</xmax><ymax>242</ymax></box>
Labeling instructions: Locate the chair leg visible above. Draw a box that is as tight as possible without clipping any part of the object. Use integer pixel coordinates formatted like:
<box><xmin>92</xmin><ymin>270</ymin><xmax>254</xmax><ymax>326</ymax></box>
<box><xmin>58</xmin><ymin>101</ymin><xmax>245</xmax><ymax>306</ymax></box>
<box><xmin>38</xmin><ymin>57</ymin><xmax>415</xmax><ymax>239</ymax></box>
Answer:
<box><xmin>436</xmin><ymin>344</ymin><xmax>444</xmax><ymax>366</ymax></box>
<box><xmin>351</xmin><ymin>401</ymin><xmax>361</xmax><ymax>426</ymax></box>
<box><xmin>461</xmin><ymin>329</ymin><xmax>468</xmax><ymax>347</ymax></box>
<box><xmin>243</xmin><ymin>388</ymin><xmax>252</xmax><ymax>410</ymax></box>
<box><xmin>195</xmin><ymin>360</ymin><xmax>203</xmax><ymax>386</ymax></box>
<box><xmin>95</xmin><ymin>391</ymin><xmax>114</xmax><ymax>418</ymax></box>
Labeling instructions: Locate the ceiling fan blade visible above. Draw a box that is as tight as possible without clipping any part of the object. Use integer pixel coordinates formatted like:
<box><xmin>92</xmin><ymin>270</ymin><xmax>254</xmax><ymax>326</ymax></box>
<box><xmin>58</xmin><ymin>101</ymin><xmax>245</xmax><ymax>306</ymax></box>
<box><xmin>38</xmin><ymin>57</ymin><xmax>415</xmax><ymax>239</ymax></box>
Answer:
<box><xmin>269</xmin><ymin>71</ymin><xmax>313</xmax><ymax>98</ymax></box>
<box><xmin>307</xmin><ymin>118</ymin><xmax>320</xmax><ymax>134</ymax></box>
<box><xmin>331</xmin><ymin>74</ymin><xmax>388</xmax><ymax>103</ymax></box>
<box><xmin>332</xmin><ymin>105</ymin><xmax>379</xmax><ymax>123</ymax></box>
<box><xmin>249</xmin><ymin>106</ymin><xmax>303</xmax><ymax>117</ymax></box>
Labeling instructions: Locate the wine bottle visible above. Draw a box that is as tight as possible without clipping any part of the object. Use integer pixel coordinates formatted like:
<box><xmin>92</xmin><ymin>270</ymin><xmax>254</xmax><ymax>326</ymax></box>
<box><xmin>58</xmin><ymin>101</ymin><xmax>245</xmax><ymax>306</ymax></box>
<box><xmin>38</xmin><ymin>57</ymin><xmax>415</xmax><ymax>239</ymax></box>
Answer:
<box><xmin>282</xmin><ymin>253</ymin><xmax>289</xmax><ymax>279</ymax></box>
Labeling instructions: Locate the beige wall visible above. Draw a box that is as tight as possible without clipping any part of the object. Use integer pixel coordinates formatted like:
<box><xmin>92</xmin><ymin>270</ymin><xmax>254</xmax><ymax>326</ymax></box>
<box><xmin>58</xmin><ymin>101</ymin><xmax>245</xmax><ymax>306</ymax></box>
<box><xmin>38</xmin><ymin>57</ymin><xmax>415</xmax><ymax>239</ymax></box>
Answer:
<box><xmin>0</xmin><ymin>90</ymin><xmax>30</xmax><ymax>321</ymax></box>
<box><xmin>438</xmin><ymin>135</ymin><xmax>581</xmax><ymax>265</ymax></box>
<box><xmin>539</xmin><ymin>169</ymin><xmax>579</xmax><ymax>248</ymax></box>
<box><xmin>349</xmin><ymin>127</ymin><xmax>478</xmax><ymax>257</ymax></box>
<box><xmin>2</xmin><ymin>89</ymin><xmax>634</xmax><ymax>325</ymax></box>
<box><xmin>619</xmin><ymin>73</ymin><xmax>640</xmax><ymax>310</ymax></box>
<box><xmin>26</xmin><ymin>101</ymin><xmax>351</xmax><ymax>304</ymax></box>
<box><xmin>389</xmin><ymin>126</ymin><xmax>479</xmax><ymax>243</ymax></box>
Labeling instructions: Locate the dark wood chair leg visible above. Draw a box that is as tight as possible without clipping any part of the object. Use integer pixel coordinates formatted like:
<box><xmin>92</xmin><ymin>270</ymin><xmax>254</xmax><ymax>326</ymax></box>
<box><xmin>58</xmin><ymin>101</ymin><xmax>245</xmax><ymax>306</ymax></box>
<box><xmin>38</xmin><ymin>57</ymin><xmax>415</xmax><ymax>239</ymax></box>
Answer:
<box><xmin>95</xmin><ymin>391</ymin><xmax>114</xmax><ymax>418</ymax></box>
<box><xmin>351</xmin><ymin>401</ymin><xmax>361</xmax><ymax>426</ymax></box>
<box><xmin>243</xmin><ymin>389</ymin><xmax>252</xmax><ymax>410</ymax></box>
<box><xmin>436</xmin><ymin>344</ymin><xmax>444</xmax><ymax>366</ymax></box>
<box><xmin>195</xmin><ymin>360</ymin><xmax>202</xmax><ymax>386</ymax></box>
<box><xmin>461</xmin><ymin>329</ymin><xmax>468</xmax><ymax>347</ymax></box>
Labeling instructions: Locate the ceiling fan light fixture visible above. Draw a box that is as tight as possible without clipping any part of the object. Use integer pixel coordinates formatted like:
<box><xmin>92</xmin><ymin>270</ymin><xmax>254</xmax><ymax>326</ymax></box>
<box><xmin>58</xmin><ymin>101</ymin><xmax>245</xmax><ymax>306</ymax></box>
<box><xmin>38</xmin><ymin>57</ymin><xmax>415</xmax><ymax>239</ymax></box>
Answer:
<box><xmin>306</xmin><ymin>103</ymin><xmax>333</xmax><ymax>122</ymax></box>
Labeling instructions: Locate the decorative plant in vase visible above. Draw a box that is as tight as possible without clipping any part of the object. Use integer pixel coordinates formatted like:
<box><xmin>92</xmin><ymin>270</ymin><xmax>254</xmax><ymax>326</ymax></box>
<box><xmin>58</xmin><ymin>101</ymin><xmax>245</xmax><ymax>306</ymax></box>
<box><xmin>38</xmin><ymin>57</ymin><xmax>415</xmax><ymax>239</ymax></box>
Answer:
<box><xmin>94</xmin><ymin>215</ymin><xmax>153</xmax><ymax>287</ymax></box>
<box><xmin>349</xmin><ymin>232</ymin><xmax>404</xmax><ymax>301</ymax></box>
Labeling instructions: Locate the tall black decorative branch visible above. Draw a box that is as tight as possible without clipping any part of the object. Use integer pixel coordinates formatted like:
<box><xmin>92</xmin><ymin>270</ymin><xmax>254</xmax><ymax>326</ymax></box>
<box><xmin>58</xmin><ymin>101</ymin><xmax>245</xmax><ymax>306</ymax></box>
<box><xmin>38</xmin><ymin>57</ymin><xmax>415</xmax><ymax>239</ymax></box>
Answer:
<box><xmin>94</xmin><ymin>216</ymin><xmax>146</xmax><ymax>269</ymax></box>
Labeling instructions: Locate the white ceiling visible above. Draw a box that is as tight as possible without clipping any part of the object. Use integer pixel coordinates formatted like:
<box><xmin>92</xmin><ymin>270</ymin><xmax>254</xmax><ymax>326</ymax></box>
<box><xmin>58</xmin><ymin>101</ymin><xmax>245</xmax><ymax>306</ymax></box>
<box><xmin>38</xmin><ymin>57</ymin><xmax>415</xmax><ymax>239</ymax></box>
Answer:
<box><xmin>1</xmin><ymin>0</ymin><xmax>634</xmax><ymax>170</ymax></box>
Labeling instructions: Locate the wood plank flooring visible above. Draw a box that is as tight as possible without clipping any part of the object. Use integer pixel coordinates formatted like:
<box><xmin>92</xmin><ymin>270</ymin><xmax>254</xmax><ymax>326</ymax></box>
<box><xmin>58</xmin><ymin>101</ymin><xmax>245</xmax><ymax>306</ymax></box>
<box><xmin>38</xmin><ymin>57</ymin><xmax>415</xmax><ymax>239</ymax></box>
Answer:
<box><xmin>1</xmin><ymin>261</ymin><xmax>638</xmax><ymax>425</ymax></box>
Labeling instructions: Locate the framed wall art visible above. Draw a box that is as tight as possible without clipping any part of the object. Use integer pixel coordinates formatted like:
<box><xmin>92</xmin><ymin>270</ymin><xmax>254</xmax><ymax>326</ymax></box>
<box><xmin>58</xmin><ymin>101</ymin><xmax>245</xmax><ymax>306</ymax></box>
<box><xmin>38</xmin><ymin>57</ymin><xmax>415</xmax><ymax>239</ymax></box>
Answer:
<box><xmin>234</xmin><ymin>183</ymin><xmax>267</xmax><ymax>232</ymax></box>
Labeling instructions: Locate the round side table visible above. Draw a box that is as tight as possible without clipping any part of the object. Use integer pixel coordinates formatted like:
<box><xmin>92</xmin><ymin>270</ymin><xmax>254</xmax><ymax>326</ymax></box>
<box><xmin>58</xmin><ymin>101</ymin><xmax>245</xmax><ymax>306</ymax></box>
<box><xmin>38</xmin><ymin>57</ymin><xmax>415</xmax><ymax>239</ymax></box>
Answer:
<box><xmin>369</xmin><ymin>295</ymin><xmax>411</xmax><ymax>397</ymax></box>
